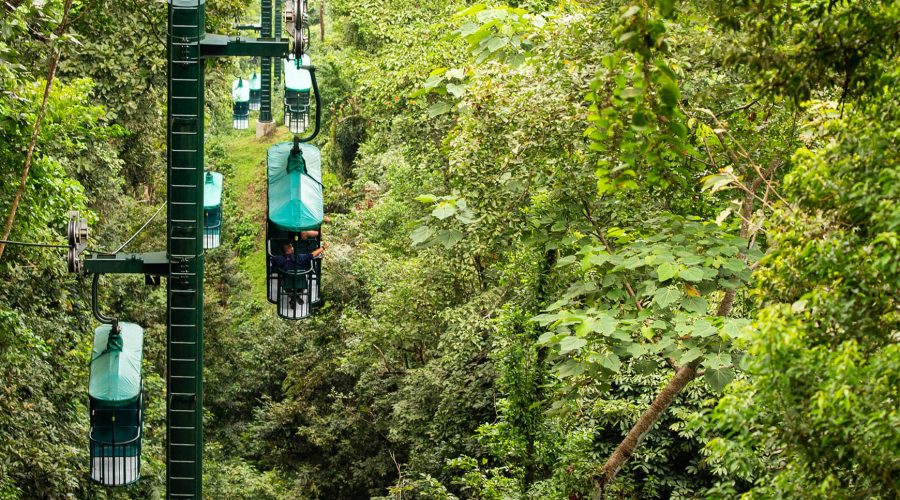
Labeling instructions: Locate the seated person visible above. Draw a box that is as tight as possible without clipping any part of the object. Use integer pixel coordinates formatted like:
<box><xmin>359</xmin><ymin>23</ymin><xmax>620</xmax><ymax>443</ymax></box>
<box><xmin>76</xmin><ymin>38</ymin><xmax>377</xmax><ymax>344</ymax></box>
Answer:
<box><xmin>273</xmin><ymin>241</ymin><xmax>327</xmax><ymax>308</ymax></box>
<box><xmin>273</xmin><ymin>241</ymin><xmax>327</xmax><ymax>272</ymax></box>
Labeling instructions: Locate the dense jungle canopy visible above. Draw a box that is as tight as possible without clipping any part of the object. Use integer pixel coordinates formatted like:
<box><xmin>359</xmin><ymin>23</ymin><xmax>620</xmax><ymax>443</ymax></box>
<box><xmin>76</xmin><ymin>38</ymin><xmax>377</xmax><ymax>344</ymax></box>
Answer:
<box><xmin>1</xmin><ymin>0</ymin><xmax>898</xmax><ymax>498</ymax></box>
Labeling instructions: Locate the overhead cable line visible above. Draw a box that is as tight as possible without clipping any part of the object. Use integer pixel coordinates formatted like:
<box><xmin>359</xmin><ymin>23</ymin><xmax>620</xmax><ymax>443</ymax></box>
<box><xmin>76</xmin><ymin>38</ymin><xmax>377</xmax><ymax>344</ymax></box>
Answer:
<box><xmin>0</xmin><ymin>202</ymin><xmax>166</xmax><ymax>256</ymax></box>
<box><xmin>0</xmin><ymin>240</ymin><xmax>70</xmax><ymax>249</ymax></box>
<box><xmin>98</xmin><ymin>202</ymin><xmax>167</xmax><ymax>255</ymax></box>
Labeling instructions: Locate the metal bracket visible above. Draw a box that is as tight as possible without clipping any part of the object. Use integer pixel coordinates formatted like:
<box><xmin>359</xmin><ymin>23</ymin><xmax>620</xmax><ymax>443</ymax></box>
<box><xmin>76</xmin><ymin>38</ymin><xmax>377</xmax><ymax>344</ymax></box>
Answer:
<box><xmin>84</xmin><ymin>251</ymin><xmax>170</xmax><ymax>276</ymax></box>
<box><xmin>199</xmin><ymin>34</ymin><xmax>289</xmax><ymax>58</ymax></box>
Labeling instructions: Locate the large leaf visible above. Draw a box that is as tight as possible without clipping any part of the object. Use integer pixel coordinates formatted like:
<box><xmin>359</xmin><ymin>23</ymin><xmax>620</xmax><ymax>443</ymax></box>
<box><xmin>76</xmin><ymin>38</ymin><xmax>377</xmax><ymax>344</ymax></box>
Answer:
<box><xmin>559</xmin><ymin>336</ymin><xmax>587</xmax><ymax>354</ymax></box>
<box><xmin>431</xmin><ymin>202</ymin><xmax>456</xmax><ymax>220</ymax></box>
<box><xmin>657</xmin><ymin>262</ymin><xmax>677</xmax><ymax>282</ymax></box>
<box><xmin>679</xmin><ymin>267</ymin><xmax>705</xmax><ymax>282</ymax></box>
<box><xmin>427</xmin><ymin>101</ymin><xmax>453</xmax><ymax>117</ymax></box>
<box><xmin>704</xmin><ymin>367</ymin><xmax>735</xmax><ymax>392</ymax></box>
<box><xmin>410</xmin><ymin>226</ymin><xmax>434</xmax><ymax>245</ymax></box>
<box><xmin>653</xmin><ymin>287</ymin><xmax>682</xmax><ymax>308</ymax></box>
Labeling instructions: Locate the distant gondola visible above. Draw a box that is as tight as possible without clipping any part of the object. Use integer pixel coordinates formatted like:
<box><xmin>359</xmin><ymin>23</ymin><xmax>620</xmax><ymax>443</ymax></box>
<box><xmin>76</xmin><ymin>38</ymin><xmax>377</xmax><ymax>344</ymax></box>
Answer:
<box><xmin>231</xmin><ymin>78</ymin><xmax>250</xmax><ymax>129</ymax></box>
<box><xmin>283</xmin><ymin>54</ymin><xmax>312</xmax><ymax>134</ymax></box>
<box><xmin>203</xmin><ymin>171</ymin><xmax>223</xmax><ymax>249</ymax></box>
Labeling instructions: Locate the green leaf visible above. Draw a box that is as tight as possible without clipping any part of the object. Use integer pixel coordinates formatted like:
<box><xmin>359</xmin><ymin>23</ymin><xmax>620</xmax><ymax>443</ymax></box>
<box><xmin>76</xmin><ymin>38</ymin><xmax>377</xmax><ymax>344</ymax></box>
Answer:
<box><xmin>722</xmin><ymin>318</ymin><xmax>751</xmax><ymax>340</ymax></box>
<box><xmin>486</xmin><ymin>36</ymin><xmax>509</xmax><ymax>52</ymax></box>
<box><xmin>691</xmin><ymin>320</ymin><xmax>718</xmax><ymax>338</ymax></box>
<box><xmin>432</xmin><ymin>203</ymin><xmax>456</xmax><ymax>220</ymax></box>
<box><xmin>410</xmin><ymin>226</ymin><xmax>434</xmax><ymax>245</ymax></box>
<box><xmin>681</xmin><ymin>296</ymin><xmax>709</xmax><ymax>314</ymax></box>
<box><xmin>631</xmin><ymin>111</ymin><xmax>652</xmax><ymax>131</ymax></box>
<box><xmin>625</xmin><ymin>342</ymin><xmax>647</xmax><ymax>358</ymax></box>
<box><xmin>622</xmin><ymin>5</ymin><xmax>640</xmax><ymax>19</ymax></box>
<box><xmin>701</xmin><ymin>173</ymin><xmax>735</xmax><ymax>193</ymax></box>
<box><xmin>679</xmin><ymin>347</ymin><xmax>702</xmax><ymax>365</ymax></box>
<box><xmin>556</xmin><ymin>255</ymin><xmax>577</xmax><ymax>267</ymax></box>
<box><xmin>427</xmin><ymin>101</ymin><xmax>453</xmax><ymax>117</ymax></box>
<box><xmin>634</xmin><ymin>358</ymin><xmax>658</xmax><ymax>374</ymax></box>
<box><xmin>423</xmin><ymin>74</ymin><xmax>445</xmax><ymax>89</ymax></box>
<box><xmin>704</xmin><ymin>367</ymin><xmax>735</xmax><ymax>392</ymax></box>
<box><xmin>445</xmin><ymin>68</ymin><xmax>466</xmax><ymax>80</ymax></box>
<box><xmin>622</xmin><ymin>87</ymin><xmax>643</xmax><ymax>99</ymax></box>
<box><xmin>415</xmin><ymin>194</ymin><xmax>437</xmax><ymax>203</ymax></box>
<box><xmin>532</xmin><ymin>313</ymin><xmax>560</xmax><ymax>326</ymax></box>
<box><xmin>679</xmin><ymin>267</ymin><xmax>705</xmax><ymax>282</ymax></box>
<box><xmin>593</xmin><ymin>351</ymin><xmax>622</xmax><ymax>372</ymax></box>
<box><xmin>657</xmin><ymin>262</ymin><xmax>677</xmax><ymax>282</ymax></box>
<box><xmin>653</xmin><ymin>287</ymin><xmax>682</xmax><ymax>308</ymax></box>
<box><xmin>555</xmin><ymin>359</ymin><xmax>587</xmax><ymax>379</ymax></box>
<box><xmin>593</xmin><ymin>315</ymin><xmax>618</xmax><ymax>336</ymax></box>
<box><xmin>659</xmin><ymin>83</ymin><xmax>680</xmax><ymax>107</ymax></box>
<box><xmin>433</xmin><ymin>230</ymin><xmax>463</xmax><ymax>248</ymax></box>
<box><xmin>446</xmin><ymin>83</ymin><xmax>467</xmax><ymax>98</ymax></box>
<box><xmin>702</xmin><ymin>352</ymin><xmax>732</xmax><ymax>370</ymax></box>
<box><xmin>656</xmin><ymin>0</ymin><xmax>676</xmax><ymax>18</ymax></box>
<box><xmin>559</xmin><ymin>336</ymin><xmax>587</xmax><ymax>354</ymax></box>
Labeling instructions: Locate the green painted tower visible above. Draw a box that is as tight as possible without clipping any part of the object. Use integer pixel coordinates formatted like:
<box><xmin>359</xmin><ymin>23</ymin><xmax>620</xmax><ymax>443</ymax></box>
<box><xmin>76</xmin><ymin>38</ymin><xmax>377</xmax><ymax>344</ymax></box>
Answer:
<box><xmin>274</xmin><ymin>0</ymin><xmax>283</xmax><ymax>85</ymax></box>
<box><xmin>166</xmin><ymin>2</ymin><xmax>206</xmax><ymax>496</ymax></box>
<box><xmin>259</xmin><ymin>0</ymin><xmax>274</xmax><ymax>127</ymax></box>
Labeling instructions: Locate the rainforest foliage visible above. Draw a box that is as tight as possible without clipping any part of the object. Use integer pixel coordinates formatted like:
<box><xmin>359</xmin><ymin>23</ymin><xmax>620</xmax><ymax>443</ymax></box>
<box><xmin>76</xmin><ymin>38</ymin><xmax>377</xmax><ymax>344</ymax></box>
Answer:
<box><xmin>0</xmin><ymin>0</ymin><xmax>897</xmax><ymax>498</ymax></box>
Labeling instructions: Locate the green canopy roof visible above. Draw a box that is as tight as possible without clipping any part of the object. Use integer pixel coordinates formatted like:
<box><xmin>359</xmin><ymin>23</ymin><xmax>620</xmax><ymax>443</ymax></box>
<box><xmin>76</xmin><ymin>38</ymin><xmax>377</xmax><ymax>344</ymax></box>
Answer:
<box><xmin>232</xmin><ymin>78</ymin><xmax>250</xmax><ymax>102</ymax></box>
<box><xmin>267</xmin><ymin>142</ymin><xmax>323</xmax><ymax>232</ymax></box>
<box><xmin>89</xmin><ymin>322</ymin><xmax>144</xmax><ymax>405</ymax></box>
<box><xmin>249</xmin><ymin>72</ymin><xmax>261</xmax><ymax>91</ymax></box>
<box><xmin>283</xmin><ymin>54</ymin><xmax>312</xmax><ymax>92</ymax></box>
<box><xmin>204</xmin><ymin>171</ymin><xmax>223</xmax><ymax>209</ymax></box>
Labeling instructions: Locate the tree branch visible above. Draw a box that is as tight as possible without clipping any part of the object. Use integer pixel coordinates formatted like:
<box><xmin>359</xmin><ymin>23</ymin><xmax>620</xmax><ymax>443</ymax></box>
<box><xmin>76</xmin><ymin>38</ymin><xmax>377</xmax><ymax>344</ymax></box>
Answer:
<box><xmin>594</xmin><ymin>360</ymin><xmax>700</xmax><ymax>497</ymax></box>
<box><xmin>0</xmin><ymin>0</ymin><xmax>75</xmax><ymax>261</ymax></box>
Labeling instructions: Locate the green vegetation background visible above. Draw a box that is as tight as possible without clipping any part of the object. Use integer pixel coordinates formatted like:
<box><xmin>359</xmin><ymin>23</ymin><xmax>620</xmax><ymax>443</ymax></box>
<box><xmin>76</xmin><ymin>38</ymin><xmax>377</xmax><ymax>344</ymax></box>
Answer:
<box><xmin>0</xmin><ymin>0</ymin><xmax>896</xmax><ymax>498</ymax></box>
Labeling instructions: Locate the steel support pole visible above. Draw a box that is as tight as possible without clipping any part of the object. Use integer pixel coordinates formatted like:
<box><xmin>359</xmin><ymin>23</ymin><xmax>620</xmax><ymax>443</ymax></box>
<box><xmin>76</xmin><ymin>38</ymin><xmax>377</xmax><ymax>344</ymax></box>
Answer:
<box><xmin>259</xmin><ymin>0</ymin><xmax>273</xmax><ymax>123</ymax></box>
<box><xmin>167</xmin><ymin>0</ymin><xmax>205</xmax><ymax>497</ymax></box>
<box><xmin>274</xmin><ymin>0</ymin><xmax>282</xmax><ymax>85</ymax></box>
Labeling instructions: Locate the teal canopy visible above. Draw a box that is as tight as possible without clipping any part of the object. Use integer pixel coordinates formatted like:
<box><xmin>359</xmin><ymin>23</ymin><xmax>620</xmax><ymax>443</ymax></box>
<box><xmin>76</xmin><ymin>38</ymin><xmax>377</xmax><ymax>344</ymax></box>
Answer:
<box><xmin>249</xmin><ymin>72</ymin><xmax>261</xmax><ymax>91</ymax></box>
<box><xmin>283</xmin><ymin>54</ymin><xmax>312</xmax><ymax>92</ymax></box>
<box><xmin>89</xmin><ymin>322</ymin><xmax>144</xmax><ymax>405</ymax></box>
<box><xmin>204</xmin><ymin>171</ymin><xmax>223</xmax><ymax>209</ymax></box>
<box><xmin>267</xmin><ymin>142</ymin><xmax>323</xmax><ymax>232</ymax></box>
<box><xmin>232</xmin><ymin>78</ymin><xmax>250</xmax><ymax>102</ymax></box>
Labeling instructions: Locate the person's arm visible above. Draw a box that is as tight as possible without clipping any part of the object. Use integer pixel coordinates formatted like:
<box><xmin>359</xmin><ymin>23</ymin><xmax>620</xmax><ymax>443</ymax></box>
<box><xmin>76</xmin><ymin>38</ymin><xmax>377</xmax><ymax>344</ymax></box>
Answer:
<box><xmin>311</xmin><ymin>241</ymin><xmax>329</xmax><ymax>258</ymax></box>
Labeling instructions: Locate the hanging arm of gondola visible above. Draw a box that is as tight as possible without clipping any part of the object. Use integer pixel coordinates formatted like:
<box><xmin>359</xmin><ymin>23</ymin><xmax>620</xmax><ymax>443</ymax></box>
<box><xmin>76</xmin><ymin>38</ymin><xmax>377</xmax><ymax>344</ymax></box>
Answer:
<box><xmin>91</xmin><ymin>273</ymin><xmax>119</xmax><ymax>333</ymax></box>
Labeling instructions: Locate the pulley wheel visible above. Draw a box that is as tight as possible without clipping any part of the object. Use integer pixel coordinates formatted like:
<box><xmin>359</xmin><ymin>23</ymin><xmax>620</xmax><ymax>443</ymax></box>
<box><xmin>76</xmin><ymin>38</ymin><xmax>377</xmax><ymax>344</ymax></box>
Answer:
<box><xmin>68</xmin><ymin>214</ymin><xmax>78</xmax><ymax>246</ymax></box>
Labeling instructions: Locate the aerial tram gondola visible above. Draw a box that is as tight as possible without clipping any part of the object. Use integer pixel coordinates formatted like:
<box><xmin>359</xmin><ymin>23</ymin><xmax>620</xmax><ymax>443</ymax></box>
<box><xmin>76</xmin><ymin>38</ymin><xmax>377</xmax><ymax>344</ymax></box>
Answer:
<box><xmin>203</xmin><ymin>171</ymin><xmax>223</xmax><ymax>249</ymax></box>
<box><xmin>249</xmin><ymin>71</ymin><xmax>261</xmax><ymax>111</ymax></box>
<box><xmin>87</xmin><ymin>275</ymin><xmax>144</xmax><ymax>486</ymax></box>
<box><xmin>260</xmin><ymin>0</ymin><xmax>325</xmax><ymax>320</ymax></box>
<box><xmin>231</xmin><ymin>77</ymin><xmax>251</xmax><ymax>129</ymax></box>
<box><xmin>266</xmin><ymin>137</ymin><xmax>323</xmax><ymax>319</ymax></box>
<box><xmin>283</xmin><ymin>53</ymin><xmax>312</xmax><ymax>134</ymax></box>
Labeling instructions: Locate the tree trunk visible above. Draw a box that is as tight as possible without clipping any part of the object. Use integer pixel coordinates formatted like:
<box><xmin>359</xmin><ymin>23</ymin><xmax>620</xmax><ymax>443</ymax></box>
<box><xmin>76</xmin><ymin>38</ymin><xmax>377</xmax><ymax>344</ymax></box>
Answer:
<box><xmin>594</xmin><ymin>361</ymin><xmax>699</xmax><ymax>498</ymax></box>
<box><xmin>320</xmin><ymin>0</ymin><xmax>325</xmax><ymax>42</ymax></box>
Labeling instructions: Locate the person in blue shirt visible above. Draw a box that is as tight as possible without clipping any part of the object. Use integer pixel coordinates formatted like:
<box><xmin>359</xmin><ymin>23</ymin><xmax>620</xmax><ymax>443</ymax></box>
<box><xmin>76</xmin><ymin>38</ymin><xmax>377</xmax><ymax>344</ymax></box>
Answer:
<box><xmin>273</xmin><ymin>241</ymin><xmax>327</xmax><ymax>271</ymax></box>
<box><xmin>274</xmin><ymin>241</ymin><xmax>327</xmax><ymax>309</ymax></box>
